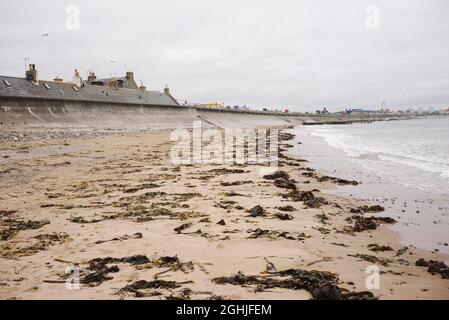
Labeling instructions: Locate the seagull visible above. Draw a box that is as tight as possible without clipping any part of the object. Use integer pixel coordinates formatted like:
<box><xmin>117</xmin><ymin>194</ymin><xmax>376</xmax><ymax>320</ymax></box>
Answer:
<box><xmin>41</xmin><ymin>33</ymin><xmax>50</xmax><ymax>38</ymax></box>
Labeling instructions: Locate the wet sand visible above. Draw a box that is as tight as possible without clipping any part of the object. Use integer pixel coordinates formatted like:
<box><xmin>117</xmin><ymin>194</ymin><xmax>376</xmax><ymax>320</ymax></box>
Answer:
<box><xmin>290</xmin><ymin>126</ymin><xmax>449</xmax><ymax>255</ymax></box>
<box><xmin>0</xmin><ymin>128</ymin><xmax>448</xmax><ymax>300</ymax></box>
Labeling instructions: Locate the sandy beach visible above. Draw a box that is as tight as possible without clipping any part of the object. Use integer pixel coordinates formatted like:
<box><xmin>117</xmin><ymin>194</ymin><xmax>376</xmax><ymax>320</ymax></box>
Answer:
<box><xmin>0</xmin><ymin>126</ymin><xmax>448</xmax><ymax>300</ymax></box>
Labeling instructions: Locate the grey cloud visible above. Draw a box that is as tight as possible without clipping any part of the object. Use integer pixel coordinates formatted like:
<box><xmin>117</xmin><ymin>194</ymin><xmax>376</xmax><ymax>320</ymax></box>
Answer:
<box><xmin>0</xmin><ymin>0</ymin><xmax>448</xmax><ymax>111</ymax></box>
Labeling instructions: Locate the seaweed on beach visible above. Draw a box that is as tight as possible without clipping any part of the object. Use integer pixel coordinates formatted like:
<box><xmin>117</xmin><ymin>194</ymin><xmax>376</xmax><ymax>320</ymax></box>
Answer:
<box><xmin>0</xmin><ymin>232</ymin><xmax>71</xmax><ymax>258</ymax></box>
<box><xmin>207</xmin><ymin>168</ymin><xmax>247</xmax><ymax>175</ymax></box>
<box><xmin>247</xmin><ymin>228</ymin><xmax>310</xmax><ymax>241</ymax></box>
<box><xmin>368</xmin><ymin>244</ymin><xmax>394</xmax><ymax>252</ymax></box>
<box><xmin>283</xmin><ymin>190</ymin><xmax>328</xmax><ymax>208</ymax></box>
<box><xmin>174</xmin><ymin>223</ymin><xmax>193</xmax><ymax>234</ymax></box>
<box><xmin>275</xmin><ymin>213</ymin><xmax>294</xmax><ymax>220</ymax></box>
<box><xmin>350</xmin><ymin>205</ymin><xmax>385</xmax><ymax>214</ymax></box>
<box><xmin>278</xmin><ymin>205</ymin><xmax>295</xmax><ymax>212</ymax></box>
<box><xmin>274</xmin><ymin>178</ymin><xmax>297</xmax><ymax>190</ymax></box>
<box><xmin>415</xmin><ymin>259</ymin><xmax>449</xmax><ymax>279</ymax></box>
<box><xmin>94</xmin><ymin>232</ymin><xmax>143</xmax><ymax>245</ymax></box>
<box><xmin>0</xmin><ymin>210</ymin><xmax>17</xmax><ymax>217</ymax></box>
<box><xmin>263</xmin><ymin>171</ymin><xmax>290</xmax><ymax>180</ymax></box>
<box><xmin>213</xmin><ymin>266</ymin><xmax>377</xmax><ymax>300</ymax></box>
<box><xmin>317</xmin><ymin>176</ymin><xmax>359</xmax><ymax>186</ymax></box>
<box><xmin>348</xmin><ymin>215</ymin><xmax>397</xmax><ymax>232</ymax></box>
<box><xmin>247</xmin><ymin>205</ymin><xmax>266</xmax><ymax>217</ymax></box>
<box><xmin>348</xmin><ymin>254</ymin><xmax>391</xmax><ymax>267</ymax></box>
<box><xmin>220</xmin><ymin>181</ymin><xmax>253</xmax><ymax>187</ymax></box>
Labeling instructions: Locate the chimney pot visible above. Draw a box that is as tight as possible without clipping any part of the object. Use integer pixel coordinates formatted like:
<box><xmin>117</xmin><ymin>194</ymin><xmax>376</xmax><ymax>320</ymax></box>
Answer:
<box><xmin>26</xmin><ymin>64</ymin><xmax>38</xmax><ymax>82</ymax></box>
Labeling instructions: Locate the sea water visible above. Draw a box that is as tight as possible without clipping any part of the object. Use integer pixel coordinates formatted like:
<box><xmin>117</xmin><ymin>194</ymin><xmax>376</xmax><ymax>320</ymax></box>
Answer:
<box><xmin>290</xmin><ymin>117</ymin><xmax>449</xmax><ymax>255</ymax></box>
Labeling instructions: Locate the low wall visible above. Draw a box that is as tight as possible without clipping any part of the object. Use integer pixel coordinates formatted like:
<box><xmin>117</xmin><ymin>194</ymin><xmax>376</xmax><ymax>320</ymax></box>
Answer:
<box><xmin>0</xmin><ymin>98</ymin><xmax>199</xmax><ymax>130</ymax></box>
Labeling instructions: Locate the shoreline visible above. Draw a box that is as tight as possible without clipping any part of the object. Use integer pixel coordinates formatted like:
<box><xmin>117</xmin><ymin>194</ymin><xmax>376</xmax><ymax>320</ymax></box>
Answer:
<box><xmin>0</xmin><ymin>125</ymin><xmax>448</xmax><ymax>299</ymax></box>
<box><xmin>289</xmin><ymin>121</ymin><xmax>449</xmax><ymax>256</ymax></box>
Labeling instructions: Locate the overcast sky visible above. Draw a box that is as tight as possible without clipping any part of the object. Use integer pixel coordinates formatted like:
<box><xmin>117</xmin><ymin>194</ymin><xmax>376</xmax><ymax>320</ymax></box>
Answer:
<box><xmin>0</xmin><ymin>0</ymin><xmax>448</xmax><ymax>111</ymax></box>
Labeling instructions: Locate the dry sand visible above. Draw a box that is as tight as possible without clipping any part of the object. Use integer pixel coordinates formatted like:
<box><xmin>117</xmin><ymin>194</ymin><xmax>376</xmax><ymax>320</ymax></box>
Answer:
<box><xmin>0</xmin><ymin>128</ymin><xmax>448</xmax><ymax>300</ymax></box>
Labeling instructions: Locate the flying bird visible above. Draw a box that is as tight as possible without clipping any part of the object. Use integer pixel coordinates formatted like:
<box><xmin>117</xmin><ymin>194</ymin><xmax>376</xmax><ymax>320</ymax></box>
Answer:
<box><xmin>41</xmin><ymin>33</ymin><xmax>50</xmax><ymax>38</ymax></box>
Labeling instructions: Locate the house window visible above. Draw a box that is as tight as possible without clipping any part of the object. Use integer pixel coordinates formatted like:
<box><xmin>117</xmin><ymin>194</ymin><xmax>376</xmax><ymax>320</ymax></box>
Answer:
<box><xmin>72</xmin><ymin>86</ymin><xmax>79</xmax><ymax>92</ymax></box>
<box><xmin>3</xmin><ymin>79</ymin><xmax>12</xmax><ymax>87</ymax></box>
<box><xmin>43</xmin><ymin>83</ymin><xmax>51</xmax><ymax>90</ymax></box>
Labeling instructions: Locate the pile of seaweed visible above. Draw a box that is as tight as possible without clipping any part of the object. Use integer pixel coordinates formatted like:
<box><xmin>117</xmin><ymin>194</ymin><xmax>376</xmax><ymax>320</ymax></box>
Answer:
<box><xmin>69</xmin><ymin>255</ymin><xmax>195</xmax><ymax>287</ymax></box>
<box><xmin>213</xmin><ymin>262</ymin><xmax>376</xmax><ymax>300</ymax></box>
<box><xmin>263</xmin><ymin>171</ymin><xmax>297</xmax><ymax>190</ymax></box>
<box><xmin>283</xmin><ymin>190</ymin><xmax>328</xmax><ymax>208</ymax></box>
<box><xmin>0</xmin><ymin>219</ymin><xmax>50</xmax><ymax>241</ymax></box>
<box><xmin>348</xmin><ymin>215</ymin><xmax>397</xmax><ymax>233</ymax></box>
<box><xmin>415</xmin><ymin>259</ymin><xmax>449</xmax><ymax>279</ymax></box>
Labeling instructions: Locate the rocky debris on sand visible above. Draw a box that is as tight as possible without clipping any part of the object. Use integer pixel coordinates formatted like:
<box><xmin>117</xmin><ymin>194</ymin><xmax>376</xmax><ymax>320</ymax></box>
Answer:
<box><xmin>213</xmin><ymin>267</ymin><xmax>376</xmax><ymax>300</ymax></box>
<box><xmin>247</xmin><ymin>205</ymin><xmax>266</xmax><ymax>217</ymax></box>
<box><xmin>415</xmin><ymin>259</ymin><xmax>449</xmax><ymax>279</ymax></box>
<box><xmin>217</xmin><ymin>219</ymin><xmax>226</xmax><ymax>226</ymax></box>
<box><xmin>247</xmin><ymin>228</ymin><xmax>310</xmax><ymax>241</ymax></box>
<box><xmin>350</xmin><ymin>205</ymin><xmax>385</xmax><ymax>214</ymax></box>
<box><xmin>317</xmin><ymin>176</ymin><xmax>359</xmax><ymax>186</ymax></box>
<box><xmin>367</xmin><ymin>244</ymin><xmax>394</xmax><ymax>252</ymax></box>
<box><xmin>283</xmin><ymin>190</ymin><xmax>328</xmax><ymax>208</ymax></box>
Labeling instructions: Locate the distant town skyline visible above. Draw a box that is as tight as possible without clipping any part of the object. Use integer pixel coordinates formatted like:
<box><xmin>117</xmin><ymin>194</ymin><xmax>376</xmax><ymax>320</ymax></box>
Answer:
<box><xmin>1</xmin><ymin>0</ymin><xmax>448</xmax><ymax>112</ymax></box>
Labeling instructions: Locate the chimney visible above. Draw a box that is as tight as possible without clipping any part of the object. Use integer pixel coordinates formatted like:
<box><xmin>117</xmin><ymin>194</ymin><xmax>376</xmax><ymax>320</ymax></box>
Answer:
<box><xmin>164</xmin><ymin>85</ymin><xmax>170</xmax><ymax>95</ymax></box>
<box><xmin>72</xmin><ymin>69</ymin><xmax>83</xmax><ymax>87</ymax></box>
<box><xmin>139</xmin><ymin>80</ymin><xmax>146</xmax><ymax>92</ymax></box>
<box><xmin>126</xmin><ymin>71</ymin><xmax>134</xmax><ymax>80</ymax></box>
<box><xmin>87</xmin><ymin>71</ymin><xmax>97</xmax><ymax>84</ymax></box>
<box><xmin>54</xmin><ymin>76</ymin><xmax>63</xmax><ymax>82</ymax></box>
<box><xmin>26</xmin><ymin>64</ymin><xmax>38</xmax><ymax>82</ymax></box>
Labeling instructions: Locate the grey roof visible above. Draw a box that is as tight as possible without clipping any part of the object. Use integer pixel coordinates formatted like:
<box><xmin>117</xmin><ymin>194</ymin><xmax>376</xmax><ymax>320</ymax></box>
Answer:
<box><xmin>96</xmin><ymin>76</ymin><xmax>127</xmax><ymax>83</ymax></box>
<box><xmin>0</xmin><ymin>76</ymin><xmax>179</xmax><ymax>106</ymax></box>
